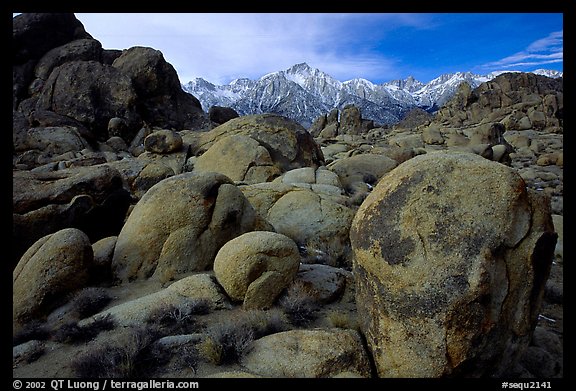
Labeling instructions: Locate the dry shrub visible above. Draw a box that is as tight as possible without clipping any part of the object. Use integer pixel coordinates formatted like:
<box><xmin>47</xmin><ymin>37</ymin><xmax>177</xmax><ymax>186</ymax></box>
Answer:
<box><xmin>279</xmin><ymin>280</ymin><xmax>319</xmax><ymax>327</ymax></box>
<box><xmin>72</xmin><ymin>325</ymin><xmax>165</xmax><ymax>378</ymax></box>
<box><xmin>68</xmin><ymin>288</ymin><xmax>113</xmax><ymax>319</ymax></box>
<box><xmin>53</xmin><ymin>314</ymin><xmax>115</xmax><ymax>344</ymax></box>
<box><xmin>145</xmin><ymin>298</ymin><xmax>209</xmax><ymax>336</ymax></box>
<box><xmin>200</xmin><ymin>309</ymin><xmax>289</xmax><ymax>365</ymax></box>
<box><xmin>13</xmin><ymin>320</ymin><xmax>50</xmax><ymax>346</ymax></box>
<box><xmin>326</xmin><ymin>310</ymin><xmax>359</xmax><ymax>330</ymax></box>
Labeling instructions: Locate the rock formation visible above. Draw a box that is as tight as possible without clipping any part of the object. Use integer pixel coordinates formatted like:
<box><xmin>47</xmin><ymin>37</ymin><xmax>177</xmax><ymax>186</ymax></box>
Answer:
<box><xmin>12</xmin><ymin>13</ymin><xmax>563</xmax><ymax>380</ymax></box>
<box><xmin>350</xmin><ymin>152</ymin><xmax>556</xmax><ymax>377</ymax></box>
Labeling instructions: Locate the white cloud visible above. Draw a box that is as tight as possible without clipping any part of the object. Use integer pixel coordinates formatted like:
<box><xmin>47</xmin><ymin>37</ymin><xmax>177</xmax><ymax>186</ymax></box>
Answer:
<box><xmin>75</xmin><ymin>13</ymin><xmax>429</xmax><ymax>84</ymax></box>
<box><xmin>480</xmin><ymin>30</ymin><xmax>563</xmax><ymax>70</ymax></box>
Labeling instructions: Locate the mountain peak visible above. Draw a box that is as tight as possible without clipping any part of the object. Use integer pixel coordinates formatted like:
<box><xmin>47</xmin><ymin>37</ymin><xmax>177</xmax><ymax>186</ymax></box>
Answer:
<box><xmin>288</xmin><ymin>62</ymin><xmax>313</xmax><ymax>72</ymax></box>
<box><xmin>182</xmin><ymin>64</ymin><xmax>564</xmax><ymax>127</ymax></box>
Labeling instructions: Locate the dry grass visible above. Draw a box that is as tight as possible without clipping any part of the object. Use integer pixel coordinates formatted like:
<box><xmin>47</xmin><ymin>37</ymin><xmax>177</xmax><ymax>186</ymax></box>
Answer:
<box><xmin>279</xmin><ymin>280</ymin><xmax>319</xmax><ymax>327</ymax></box>
<box><xmin>145</xmin><ymin>298</ymin><xmax>210</xmax><ymax>336</ymax></box>
<box><xmin>53</xmin><ymin>314</ymin><xmax>115</xmax><ymax>344</ymax></box>
<box><xmin>72</xmin><ymin>325</ymin><xmax>165</xmax><ymax>378</ymax></box>
<box><xmin>326</xmin><ymin>310</ymin><xmax>359</xmax><ymax>331</ymax></box>
<box><xmin>13</xmin><ymin>320</ymin><xmax>50</xmax><ymax>346</ymax></box>
<box><xmin>68</xmin><ymin>288</ymin><xmax>113</xmax><ymax>319</ymax></box>
<box><xmin>200</xmin><ymin>309</ymin><xmax>289</xmax><ymax>365</ymax></box>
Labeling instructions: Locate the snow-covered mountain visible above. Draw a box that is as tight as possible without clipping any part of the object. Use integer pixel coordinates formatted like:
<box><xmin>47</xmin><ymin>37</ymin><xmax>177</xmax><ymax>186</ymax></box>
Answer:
<box><xmin>182</xmin><ymin>63</ymin><xmax>563</xmax><ymax>128</ymax></box>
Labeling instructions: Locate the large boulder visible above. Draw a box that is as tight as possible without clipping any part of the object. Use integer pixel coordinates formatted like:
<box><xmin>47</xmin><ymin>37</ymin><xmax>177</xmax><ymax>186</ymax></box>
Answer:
<box><xmin>187</xmin><ymin>114</ymin><xmax>324</xmax><ymax>173</ymax></box>
<box><xmin>112</xmin><ymin>172</ymin><xmax>259</xmax><ymax>283</ymax></box>
<box><xmin>84</xmin><ymin>274</ymin><xmax>228</xmax><ymax>327</ymax></box>
<box><xmin>112</xmin><ymin>46</ymin><xmax>208</xmax><ymax>131</ymax></box>
<box><xmin>327</xmin><ymin>153</ymin><xmax>398</xmax><ymax>192</ymax></box>
<box><xmin>13</xmin><ymin>13</ymin><xmax>93</xmax><ymax>108</ymax></box>
<box><xmin>350</xmin><ymin>151</ymin><xmax>556</xmax><ymax>377</ymax></box>
<box><xmin>13</xmin><ymin>13</ymin><xmax>92</xmax><ymax>65</ymax></box>
<box><xmin>13</xmin><ymin>228</ymin><xmax>93</xmax><ymax>328</ymax></box>
<box><xmin>339</xmin><ymin>105</ymin><xmax>362</xmax><ymax>135</ymax></box>
<box><xmin>213</xmin><ymin>231</ymin><xmax>300</xmax><ymax>309</ymax></box>
<box><xmin>208</xmin><ymin>106</ymin><xmax>239</xmax><ymax>125</ymax></box>
<box><xmin>33</xmin><ymin>38</ymin><xmax>103</xmax><ymax>81</ymax></box>
<box><xmin>240</xmin><ymin>183</ymin><xmax>355</xmax><ymax>267</ymax></box>
<box><xmin>12</xmin><ymin>165</ymin><xmax>130</xmax><ymax>267</ymax></box>
<box><xmin>193</xmin><ymin>134</ymin><xmax>281</xmax><ymax>184</ymax></box>
<box><xmin>143</xmin><ymin>129</ymin><xmax>183</xmax><ymax>154</ymax></box>
<box><xmin>240</xmin><ymin>329</ymin><xmax>371</xmax><ymax>377</ymax></box>
<box><xmin>36</xmin><ymin>60</ymin><xmax>141</xmax><ymax>141</ymax></box>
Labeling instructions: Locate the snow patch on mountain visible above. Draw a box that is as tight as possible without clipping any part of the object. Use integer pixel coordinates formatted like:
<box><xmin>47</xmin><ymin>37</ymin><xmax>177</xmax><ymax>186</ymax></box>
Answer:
<box><xmin>183</xmin><ymin>63</ymin><xmax>563</xmax><ymax>128</ymax></box>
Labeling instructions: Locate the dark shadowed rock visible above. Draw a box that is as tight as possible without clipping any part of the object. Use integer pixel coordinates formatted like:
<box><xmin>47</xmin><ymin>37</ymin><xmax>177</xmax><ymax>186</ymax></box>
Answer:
<box><xmin>13</xmin><ymin>13</ymin><xmax>92</xmax><ymax>108</ymax></box>
<box><xmin>208</xmin><ymin>106</ymin><xmax>239</xmax><ymax>125</ymax></box>
<box><xmin>36</xmin><ymin>60</ymin><xmax>141</xmax><ymax>141</ymax></box>
<box><xmin>13</xmin><ymin>165</ymin><xmax>127</xmax><ymax>266</ymax></box>
<box><xmin>13</xmin><ymin>13</ymin><xmax>92</xmax><ymax>64</ymax></box>
<box><xmin>351</xmin><ymin>151</ymin><xmax>556</xmax><ymax>377</ymax></box>
<box><xmin>112</xmin><ymin>46</ymin><xmax>208</xmax><ymax>131</ymax></box>
<box><xmin>34</xmin><ymin>38</ymin><xmax>102</xmax><ymax>81</ymax></box>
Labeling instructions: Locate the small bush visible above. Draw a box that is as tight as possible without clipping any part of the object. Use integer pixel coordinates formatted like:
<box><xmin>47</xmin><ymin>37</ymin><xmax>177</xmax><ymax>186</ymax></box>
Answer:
<box><xmin>200</xmin><ymin>309</ymin><xmax>288</xmax><ymax>365</ymax></box>
<box><xmin>242</xmin><ymin>308</ymin><xmax>288</xmax><ymax>338</ymax></box>
<box><xmin>204</xmin><ymin>322</ymin><xmax>254</xmax><ymax>365</ymax></box>
<box><xmin>279</xmin><ymin>281</ymin><xmax>319</xmax><ymax>327</ymax></box>
<box><xmin>327</xmin><ymin>310</ymin><xmax>358</xmax><ymax>330</ymax></box>
<box><xmin>13</xmin><ymin>321</ymin><xmax>50</xmax><ymax>346</ymax></box>
<box><xmin>68</xmin><ymin>288</ymin><xmax>113</xmax><ymax>319</ymax></box>
<box><xmin>175</xmin><ymin>345</ymin><xmax>200</xmax><ymax>373</ymax></box>
<box><xmin>73</xmin><ymin>344</ymin><xmax>128</xmax><ymax>378</ymax></box>
<box><xmin>72</xmin><ymin>325</ymin><xmax>164</xmax><ymax>378</ymax></box>
<box><xmin>187</xmin><ymin>298</ymin><xmax>212</xmax><ymax>315</ymax></box>
<box><xmin>145</xmin><ymin>300</ymin><xmax>206</xmax><ymax>336</ymax></box>
<box><xmin>53</xmin><ymin>314</ymin><xmax>115</xmax><ymax>344</ymax></box>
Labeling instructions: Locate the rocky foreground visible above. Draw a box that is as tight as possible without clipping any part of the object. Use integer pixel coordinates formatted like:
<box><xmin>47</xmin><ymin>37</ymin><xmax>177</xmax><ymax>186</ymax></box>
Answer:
<box><xmin>13</xmin><ymin>13</ymin><xmax>563</xmax><ymax>378</ymax></box>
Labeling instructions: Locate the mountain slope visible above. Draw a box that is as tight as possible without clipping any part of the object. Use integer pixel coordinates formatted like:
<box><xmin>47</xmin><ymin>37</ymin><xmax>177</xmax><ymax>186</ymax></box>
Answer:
<box><xmin>182</xmin><ymin>63</ymin><xmax>563</xmax><ymax>128</ymax></box>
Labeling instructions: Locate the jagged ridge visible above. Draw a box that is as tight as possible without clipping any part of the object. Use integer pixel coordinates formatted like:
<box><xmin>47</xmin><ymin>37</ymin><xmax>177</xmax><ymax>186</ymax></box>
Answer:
<box><xmin>183</xmin><ymin>63</ymin><xmax>562</xmax><ymax>128</ymax></box>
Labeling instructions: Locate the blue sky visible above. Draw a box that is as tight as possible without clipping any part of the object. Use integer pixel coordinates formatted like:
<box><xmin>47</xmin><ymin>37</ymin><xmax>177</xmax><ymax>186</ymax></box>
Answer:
<box><xmin>30</xmin><ymin>13</ymin><xmax>565</xmax><ymax>85</ymax></box>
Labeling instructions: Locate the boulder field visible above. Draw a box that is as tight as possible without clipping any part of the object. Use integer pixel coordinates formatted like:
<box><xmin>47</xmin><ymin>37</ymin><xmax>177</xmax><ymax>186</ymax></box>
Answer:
<box><xmin>13</xmin><ymin>13</ymin><xmax>562</xmax><ymax>379</ymax></box>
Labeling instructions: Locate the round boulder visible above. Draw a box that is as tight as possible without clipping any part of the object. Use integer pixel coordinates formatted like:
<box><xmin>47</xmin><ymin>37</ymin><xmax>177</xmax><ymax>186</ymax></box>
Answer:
<box><xmin>191</xmin><ymin>114</ymin><xmax>324</xmax><ymax>173</ymax></box>
<box><xmin>327</xmin><ymin>153</ymin><xmax>398</xmax><ymax>192</ymax></box>
<box><xmin>193</xmin><ymin>134</ymin><xmax>281</xmax><ymax>184</ymax></box>
<box><xmin>13</xmin><ymin>228</ymin><xmax>93</xmax><ymax>327</ymax></box>
<box><xmin>240</xmin><ymin>329</ymin><xmax>371</xmax><ymax>377</ymax></box>
<box><xmin>240</xmin><ymin>184</ymin><xmax>355</xmax><ymax>267</ymax></box>
<box><xmin>144</xmin><ymin>129</ymin><xmax>183</xmax><ymax>154</ymax></box>
<box><xmin>213</xmin><ymin>231</ymin><xmax>300</xmax><ymax>309</ymax></box>
<box><xmin>350</xmin><ymin>151</ymin><xmax>556</xmax><ymax>377</ymax></box>
<box><xmin>112</xmin><ymin>172</ymin><xmax>258</xmax><ymax>283</ymax></box>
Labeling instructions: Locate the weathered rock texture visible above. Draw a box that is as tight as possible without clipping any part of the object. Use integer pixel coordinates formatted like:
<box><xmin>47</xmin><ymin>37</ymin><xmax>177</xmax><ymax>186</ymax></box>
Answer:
<box><xmin>186</xmin><ymin>113</ymin><xmax>324</xmax><ymax>173</ymax></box>
<box><xmin>213</xmin><ymin>231</ymin><xmax>300</xmax><ymax>309</ymax></box>
<box><xmin>240</xmin><ymin>328</ymin><xmax>372</xmax><ymax>377</ymax></box>
<box><xmin>83</xmin><ymin>274</ymin><xmax>227</xmax><ymax>327</ymax></box>
<box><xmin>240</xmin><ymin>183</ymin><xmax>355</xmax><ymax>266</ymax></box>
<box><xmin>13</xmin><ymin>228</ymin><xmax>93</xmax><ymax>328</ymax></box>
<box><xmin>12</xmin><ymin>165</ymin><xmax>130</xmax><ymax>267</ymax></box>
<box><xmin>112</xmin><ymin>172</ymin><xmax>258</xmax><ymax>283</ymax></box>
<box><xmin>350</xmin><ymin>151</ymin><xmax>556</xmax><ymax>377</ymax></box>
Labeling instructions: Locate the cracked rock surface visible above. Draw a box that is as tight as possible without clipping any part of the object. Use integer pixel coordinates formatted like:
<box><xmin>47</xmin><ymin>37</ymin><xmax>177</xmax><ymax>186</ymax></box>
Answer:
<box><xmin>350</xmin><ymin>151</ymin><xmax>556</xmax><ymax>377</ymax></box>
